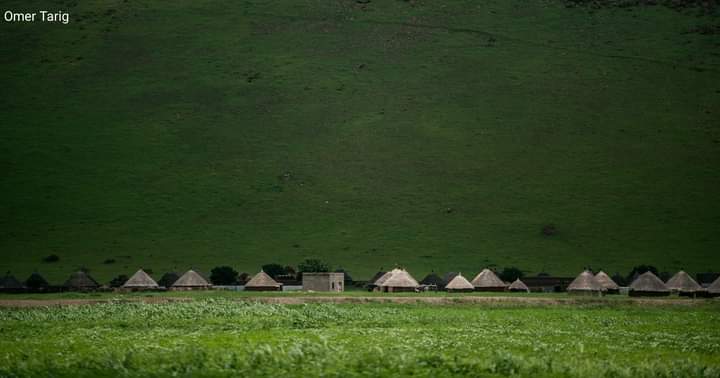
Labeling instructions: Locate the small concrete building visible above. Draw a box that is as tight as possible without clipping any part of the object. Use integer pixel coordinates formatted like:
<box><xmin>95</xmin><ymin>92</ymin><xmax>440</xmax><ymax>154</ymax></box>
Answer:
<box><xmin>303</xmin><ymin>272</ymin><xmax>344</xmax><ymax>292</ymax></box>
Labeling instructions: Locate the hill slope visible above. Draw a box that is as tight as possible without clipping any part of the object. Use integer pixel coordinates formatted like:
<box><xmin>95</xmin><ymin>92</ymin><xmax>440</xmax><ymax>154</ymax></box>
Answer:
<box><xmin>1</xmin><ymin>0</ymin><xmax>719</xmax><ymax>282</ymax></box>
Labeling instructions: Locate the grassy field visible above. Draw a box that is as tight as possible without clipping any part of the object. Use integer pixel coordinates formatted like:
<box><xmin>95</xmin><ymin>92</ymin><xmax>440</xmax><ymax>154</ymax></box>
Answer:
<box><xmin>1</xmin><ymin>0</ymin><xmax>720</xmax><ymax>282</ymax></box>
<box><xmin>0</xmin><ymin>300</ymin><xmax>718</xmax><ymax>377</ymax></box>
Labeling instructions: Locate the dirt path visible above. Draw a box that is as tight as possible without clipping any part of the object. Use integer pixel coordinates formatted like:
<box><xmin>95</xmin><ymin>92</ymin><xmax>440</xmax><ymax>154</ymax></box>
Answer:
<box><xmin>236</xmin><ymin>296</ymin><xmax>710</xmax><ymax>306</ymax></box>
<box><xmin>0</xmin><ymin>297</ymin><xmax>192</xmax><ymax>308</ymax></box>
<box><xmin>0</xmin><ymin>296</ymin><xmax>713</xmax><ymax>308</ymax></box>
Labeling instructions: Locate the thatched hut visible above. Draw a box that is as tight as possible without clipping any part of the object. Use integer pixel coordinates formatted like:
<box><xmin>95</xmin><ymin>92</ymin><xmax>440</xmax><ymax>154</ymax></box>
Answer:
<box><xmin>442</xmin><ymin>272</ymin><xmax>459</xmax><ymax>289</ymax></box>
<box><xmin>508</xmin><ymin>279</ymin><xmax>530</xmax><ymax>293</ymax></box>
<box><xmin>445</xmin><ymin>273</ymin><xmax>474</xmax><ymax>293</ymax></box>
<box><xmin>64</xmin><ymin>270</ymin><xmax>99</xmax><ymax>291</ymax></box>
<box><xmin>171</xmin><ymin>269</ymin><xmax>211</xmax><ymax>290</ymax></box>
<box><xmin>707</xmin><ymin>276</ymin><xmax>720</xmax><ymax>298</ymax></box>
<box><xmin>594</xmin><ymin>271</ymin><xmax>620</xmax><ymax>294</ymax></box>
<box><xmin>378</xmin><ymin>268</ymin><xmax>419</xmax><ymax>292</ymax></box>
<box><xmin>25</xmin><ymin>272</ymin><xmax>50</xmax><ymax>291</ymax></box>
<box><xmin>419</xmin><ymin>272</ymin><xmax>443</xmax><ymax>289</ymax></box>
<box><xmin>567</xmin><ymin>271</ymin><xmax>604</xmax><ymax>296</ymax></box>
<box><xmin>244</xmin><ymin>270</ymin><xmax>282</xmax><ymax>291</ymax></box>
<box><xmin>471</xmin><ymin>269</ymin><xmax>507</xmax><ymax>292</ymax></box>
<box><xmin>122</xmin><ymin>269</ymin><xmax>160</xmax><ymax>290</ymax></box>
<box><xmin>0</xmin><ymin>272</ymin><xmax>25</xmax><ymax>292</ymax></box>
<box><xmin>665</xmin><ymin>271</ymin><xmax>703</xmax><ymax>297</ymax></box>
<box><xmin>366</xmin><ymin>271</ymin><xmax>387</xmax><ymax>291</ymax></box>
<box><xmin>158</xmin><ymin>272</ymin><xmax>180</xmax><ymax>288</ymax></box>
<box><xmin>629</xmin><ymin>271</ymin><xmax>670</xmax><ymax>297</ymax></box>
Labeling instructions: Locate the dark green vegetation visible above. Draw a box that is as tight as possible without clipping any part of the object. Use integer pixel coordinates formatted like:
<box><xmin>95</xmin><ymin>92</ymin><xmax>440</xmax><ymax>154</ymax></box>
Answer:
<box><xmin>0</xmin><ymin>300</ymin><xmax>718</xmax><ymax>377</ymax></box>
<box><xmin>1</xmin><ymin>0</ymin><xmax>719</xmax><ymax>282</ymax></box>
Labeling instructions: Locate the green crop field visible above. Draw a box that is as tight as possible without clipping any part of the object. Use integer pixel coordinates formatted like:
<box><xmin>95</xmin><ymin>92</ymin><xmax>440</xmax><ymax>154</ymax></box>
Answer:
<box><xmin>1</xmin><ymin>0</ymin><xmax>720</xmax><ymax>283</ymax></box>
<box><xmin>0</xmin><ymin>300</ymin><xmax>718</xmax><ymax>377</ymax></box>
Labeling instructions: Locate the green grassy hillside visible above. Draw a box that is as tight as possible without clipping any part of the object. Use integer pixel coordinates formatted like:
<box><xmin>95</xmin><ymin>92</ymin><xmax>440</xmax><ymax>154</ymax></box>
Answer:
<box><xmin>1</xmin><ymin>0</ymin><xmax>719</xmax><ymax>283</ymax></box>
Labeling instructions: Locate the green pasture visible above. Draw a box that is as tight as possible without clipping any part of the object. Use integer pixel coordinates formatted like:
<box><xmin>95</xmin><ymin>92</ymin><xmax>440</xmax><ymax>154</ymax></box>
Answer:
<box><xmin>1</xmin><ymin>0</ymin><xmax>719</xmax><ymax>282</ymax></box>
<box><xmin>1</xmin><ymin>300</ymin><xmax>719</xmax><ymax>377</ymax></box>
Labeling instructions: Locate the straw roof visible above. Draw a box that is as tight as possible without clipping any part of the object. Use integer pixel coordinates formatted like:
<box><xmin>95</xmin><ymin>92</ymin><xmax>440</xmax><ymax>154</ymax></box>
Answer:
<box><xmin>665</xmin><ymin>271</ymin><xmax>702</xmax><ymax>292</ymax></box>
<box><xmin>594</xmin><ymin>271</ymin><xmax>619</xmax><ymax>291</ymax></box>
<box><xmin>374</xmin><ymin>271</ymin><xmax>393</xmax><ymax>286</ymax></box>
<box><xmin>379</xmin><ymin>269</ymin><xmax>419</xmax><ymax>288</ymax></box>
<box><xmin>508</xmin><ymin>279</ymin><xmax>529</xmax><ymax>292</ymax></box>
<box><xmin>123</xmin><ymin>269</ymin><xmax>159</xmax><ymax>288</ymax></box>
<box><xmin>64</xmin><ymin>271</ymin><xmax>99</xmax><ymax>289</ymax></box>
<box><xmin>245</xmin><ymin>270</ymin><xmax>281</xmax><ymax>288</ymax></box>
<box><xmin>471</xmin><ymin>269</ymin><xmax>506</xmax><ymax>288</ymax></box>
<box><xmin>420</xmin><ymin>272</ymin><xmax>444</xmax><ymax>286</ymax></box>
<box><xmin>445</xmin><ymin>273</ymin><xmax>474</xmax><ymax>290</ymax></box>
<box><xmin>567</xmin><ymin>271</ymin><xmax>604</xmax><ymax>292</ymax></box>
<box><xmin>708</xmin><ymin>276</ymin><xmax>720</xmax><ymax>294</ymax></box>
<box><xmin>1</xmin><ymin>272</ymin><xmax>24</xmax><ymax>289</ymax></box>
<box><xmin>172</xmin><ymin>270</ymin><xmax>211</xmax><ymax>288</ymax></box>
<box><xmin>369</xmin><ymin>271</ymin><xmax>387</xmax><ymax>284</ymax></box>
<box><xmin>629</xmin><ymin>271</ymin><xmax>669</xmax><ymax>293</ymax></box>
<box><xmin>442</xmin><ymin>272</ymin><xmax>459</xmax><ymax>286</ymax></box>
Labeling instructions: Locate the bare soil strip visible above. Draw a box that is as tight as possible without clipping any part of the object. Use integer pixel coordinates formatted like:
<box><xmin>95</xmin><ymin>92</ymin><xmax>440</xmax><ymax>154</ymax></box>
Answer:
<box><xmin>0</xmin><ymin>297</ymin><xmax>192</xmax><ymax>308</ymax></box>
<box><xmin>0</xmin><ymin>296</ymin><xmax>714</xmax><ymax>308</ymax></box>
<box><xmin>236</xmin><ymin>296</ymin><xmax>711</xmax><ymax>306</ymax></box>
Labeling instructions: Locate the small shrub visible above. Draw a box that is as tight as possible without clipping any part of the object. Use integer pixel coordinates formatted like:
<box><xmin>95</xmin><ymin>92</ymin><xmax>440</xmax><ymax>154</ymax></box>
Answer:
<box><xmin>103</xmin><ymin>259</ymin><xmax>116</xmax><ymax>264</ymax></box>
<box><xmin>42</xmin><ymin>254</ymin><xmax>60</xmax><ymax>263</ymax></box>
<box><xmin>541</xmin><ymin>224</ymin><xmax>557</xmax><ymax>236</ymax></box>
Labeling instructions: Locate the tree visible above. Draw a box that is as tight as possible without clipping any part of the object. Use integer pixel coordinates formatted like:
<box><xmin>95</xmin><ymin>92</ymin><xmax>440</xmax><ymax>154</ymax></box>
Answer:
<box><xmin>298</xmin><ymin>259</ymin><xmax>330</xmax><ymax>273</ymax></box>
<box><xmin>261</xmin><ymin>263</ymin><xmax>286</xmax><ymax>279</ymax></box>
<box><xmin>611</xmin><ymin>272</ymin><xmax>627</xmax><ymax>286</ymax></box>
<box><xmin>498</xmin><ymin>267</ymin><xmax>524</xmax><ymax>283</ymax></box>
<box><xmin>210</xmin><ymin>266</ymin><xmax>239</xmax><ymax>285</ymax></box>
<box><xmin>109</xmin><ymin>274</ymin><xmax>128</xmax><ymax>288</ymax></box>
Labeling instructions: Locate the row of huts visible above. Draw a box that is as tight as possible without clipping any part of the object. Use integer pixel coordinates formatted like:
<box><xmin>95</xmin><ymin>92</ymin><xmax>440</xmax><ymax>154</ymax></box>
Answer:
<box><xmin>0</xmin><ymin>269</ymin><xmax>289</xmax><ymax>292</ymax></box>
<box><xmin>368</xmin><ymin>268</ymin><xmax>720</xmax><ymax>297</ymax></box>
<box><xmin>2</xmin><ymin>268</ymin><xmax>719</xmax><ymax>297</ymax></box>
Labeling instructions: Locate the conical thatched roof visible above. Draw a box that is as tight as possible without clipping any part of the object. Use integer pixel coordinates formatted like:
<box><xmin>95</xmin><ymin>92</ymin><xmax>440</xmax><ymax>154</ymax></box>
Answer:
<box><xmin>374</xmin><ymin>271</ymin><xmax>393</xmax><ymax>286</ymax></box>
<box><xmin>442</xmin><ymin>272</ymin><xmax>459</xmax><ymax>286</ymax></box>
<box><xmin>665</xmin><ymin>271</ymin><xmax>702</xmax><ymax>292</ymax></box>
<box><xmin>245</xmin><ymin>270</ymin><xmax>281</xmax><ymax>288</ymax></box>
<box><xmin>369</xmin><ymin>271</ymin><xmax>387</xmax><ymax>284</ymax></box>
<box><xmin>158</xmin><ymin>272</ymin><xmax>180</xmax><ymax>288</ymax></box>
<box><xmin>708</xmin><ymin>276</ymin><xmax>720</xmax><ymax>294</ymax></box>
<box><xmin>25</xmin><ymin>272</ymin><xmax>49</xmax><ymax>288</ymax></box>
<box><xmin>1</xmin><ymin>272</ymin><xmax>24</xmax><ymax>289</ymax></box>
<box><xmin>64</xmin><ymin>271</ymin><xmax>99</xmax><ymax>289</ymax></box>
<box><xmin>567</xmin><ymin>271</ymin><xmax>604</xmax><ymax>292</ymax></box>
<box><xmin>508</xmin><ymin>279</ymin><xmax>529</xmax><ymax>292</ymax></box>
<box><xmin>629</xmin><ymin>271</ymin><xmax>669</xmax><ymax>293</ymax></box>
<box><xmin>172</xmin><ymin>270</ymin><xmax>211</xmax><ymax>288</ymax></box>
<box><xmin>594</xmin><ymin>271</ymin><xmax>619</xmax><ymax>291</ymax></box>
<box><xmin>379</xmin><ymin>268</ymin><xmax>419</xmax><ymax>288</ymax></box>
<box><xmin>420</xmin><ymin>272</ymin><xmax>444</xmax><ymax>286</ymax></box>
<box><xmin>471</xmin><ymin>269</ymin><xmax>506</xmax><ymax>288</ymax></box>
<box><xmin>123</xmin><ymin>269</ymin><xmax>159</xmax><ymax>288</ymax></box>
<box><xmin>445</xmin><ymin>273</ymin><xmax>474</xmax><ymax>290</ymax></box>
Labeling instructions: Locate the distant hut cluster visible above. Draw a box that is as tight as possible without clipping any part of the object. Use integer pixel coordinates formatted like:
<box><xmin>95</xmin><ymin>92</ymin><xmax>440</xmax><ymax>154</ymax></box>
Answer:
<box><xmin>2</xmin><ymin>266</ymin><xmax>720</xmax><ymax>298</ymax></box>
